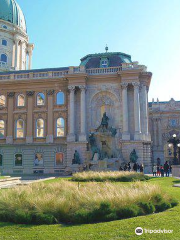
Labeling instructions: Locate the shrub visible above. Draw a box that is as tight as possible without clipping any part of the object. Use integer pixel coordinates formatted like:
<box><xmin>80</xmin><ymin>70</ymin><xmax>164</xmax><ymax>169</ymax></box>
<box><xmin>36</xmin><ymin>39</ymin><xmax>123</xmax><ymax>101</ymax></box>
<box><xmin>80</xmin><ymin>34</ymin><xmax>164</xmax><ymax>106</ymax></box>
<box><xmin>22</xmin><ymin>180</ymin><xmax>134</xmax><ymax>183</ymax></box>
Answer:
<box><xmin>0</xmin><ymin>181</ymin><xmax>176</xmax><ymax>225</ymax></box>
<box><xmin>72</xmin><ymin>171</ymin><xmax>150</xmax><ymax>182</ymax></box>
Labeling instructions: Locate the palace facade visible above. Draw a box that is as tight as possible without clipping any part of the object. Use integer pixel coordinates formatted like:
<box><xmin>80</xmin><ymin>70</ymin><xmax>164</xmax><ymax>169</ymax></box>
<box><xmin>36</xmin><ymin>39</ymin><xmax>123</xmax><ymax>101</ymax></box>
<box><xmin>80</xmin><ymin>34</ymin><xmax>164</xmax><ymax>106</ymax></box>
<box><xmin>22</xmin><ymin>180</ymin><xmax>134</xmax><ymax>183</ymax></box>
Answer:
<box><xmin>0</xmin><ymin>0</ymin><xmax>178</xmax><ymax>174</ymax></box>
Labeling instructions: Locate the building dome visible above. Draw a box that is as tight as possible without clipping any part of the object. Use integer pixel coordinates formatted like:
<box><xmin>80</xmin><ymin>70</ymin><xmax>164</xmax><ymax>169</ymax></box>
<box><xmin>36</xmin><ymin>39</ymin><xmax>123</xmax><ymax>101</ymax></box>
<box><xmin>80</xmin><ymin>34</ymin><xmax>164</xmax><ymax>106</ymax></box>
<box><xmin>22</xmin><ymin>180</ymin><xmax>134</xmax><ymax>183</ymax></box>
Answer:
<box><xmin>0</xmin><ymin>0</ymin><xmax>26</xmax><ymax>32</ymax></box>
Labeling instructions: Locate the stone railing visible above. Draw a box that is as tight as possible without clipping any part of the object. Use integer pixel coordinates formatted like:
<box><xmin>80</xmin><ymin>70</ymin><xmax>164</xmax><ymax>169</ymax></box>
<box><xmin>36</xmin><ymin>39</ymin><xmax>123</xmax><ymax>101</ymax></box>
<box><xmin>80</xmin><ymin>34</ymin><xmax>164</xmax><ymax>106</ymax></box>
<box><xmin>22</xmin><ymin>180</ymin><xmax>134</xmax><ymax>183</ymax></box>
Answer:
<box><xmin>86</xmin><ymin>66</ymin><xmax>122</xmax><ymax>75</ymax></box>
<box><xmin>0</xmin><ymin>62</ymin><xmax>147</xmax><ymax>80</ymax></box>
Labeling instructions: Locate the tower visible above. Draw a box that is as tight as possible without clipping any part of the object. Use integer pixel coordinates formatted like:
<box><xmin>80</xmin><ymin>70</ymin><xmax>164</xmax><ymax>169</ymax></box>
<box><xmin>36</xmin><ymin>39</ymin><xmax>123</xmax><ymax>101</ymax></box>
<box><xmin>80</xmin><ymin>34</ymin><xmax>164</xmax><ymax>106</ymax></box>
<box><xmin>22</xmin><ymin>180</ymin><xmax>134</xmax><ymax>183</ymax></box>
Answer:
<box><xmin>0</xmin><ymin>0</ymin><xmax>34</xmax><ymax>71</ymax></box>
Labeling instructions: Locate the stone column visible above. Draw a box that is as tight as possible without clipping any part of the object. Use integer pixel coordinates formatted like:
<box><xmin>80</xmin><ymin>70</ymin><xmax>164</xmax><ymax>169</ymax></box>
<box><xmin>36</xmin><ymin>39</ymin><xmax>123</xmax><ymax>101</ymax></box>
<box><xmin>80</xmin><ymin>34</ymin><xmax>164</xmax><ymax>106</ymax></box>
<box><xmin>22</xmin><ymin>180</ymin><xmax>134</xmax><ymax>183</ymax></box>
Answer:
<box><xmin>6</xmin><ymin>92</ymin><xmax>15</xmax><ymax>144</ymax></box>
<box><xmin>153</xmin><ymin>118</ymin><xmax>157</xmax><ymax>146</ymax></box>
<box><xmin>121</xmin><ymin>82</ymin><xmax>130</xmax><ymax>140</ymax></box>
<box><xmin>158</xmin><ymin>118</ymin><xmax>162</xmax><ymax>146</ymax></box>
<box><xmin>26</xmin><ymin>91</ymin><xmax>35</xmax><ymax>143</ymax></box>
<box><xmin>46</xmin><ymin>90</ymin><xmax>54</xmax><ymax>143</ymax></box>
<box><xmin>79</xmin><ymin>85</ymin><xmax>87</xmax><ymax>141</ymax></box>
<box><xmin>19</xmin><ymin>41</ymin><xmax>23</xmax><ymax>70</ymax></box>
<box><xmin>132</xmin><ymin>82</ymin><xmax>142</xmax><ymax>140</ymax></box>
<box><xmin>142</xmin><ymin>84</ymin><xmax>150</xmax><ymax>140</ymax></box>
<box><xmin>14</xmin><ymin>38</ymin><xmax>19</xmax><ymax>70</ymax></box>
<box><xmin>67</xmin><ymin>86</ymin><xmax>75</xmax><ymax>142</ymax></box>
<box><xmin>28</xmin><ymin>51</ymin><xmax>32</xmax><ymax>70</ymax></box>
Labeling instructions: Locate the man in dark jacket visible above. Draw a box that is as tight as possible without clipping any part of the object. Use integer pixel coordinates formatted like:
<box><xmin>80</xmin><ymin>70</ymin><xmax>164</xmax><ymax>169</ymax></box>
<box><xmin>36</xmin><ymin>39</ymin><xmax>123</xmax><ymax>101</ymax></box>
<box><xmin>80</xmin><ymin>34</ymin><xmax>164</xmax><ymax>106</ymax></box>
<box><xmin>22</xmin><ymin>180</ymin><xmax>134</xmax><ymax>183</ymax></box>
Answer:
<box><xmin>164</xmin><ymin>161</ymin><xmax>170</xmax><ymax>177</ymax></box>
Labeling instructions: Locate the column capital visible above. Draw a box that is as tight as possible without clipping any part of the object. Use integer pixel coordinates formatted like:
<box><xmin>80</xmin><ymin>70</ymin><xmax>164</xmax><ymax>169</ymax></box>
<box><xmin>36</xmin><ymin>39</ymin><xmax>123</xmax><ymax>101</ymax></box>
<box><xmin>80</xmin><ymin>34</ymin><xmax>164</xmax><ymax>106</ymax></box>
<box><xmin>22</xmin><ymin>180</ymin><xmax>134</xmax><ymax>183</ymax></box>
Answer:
<box><xmin>47</xmin><ymin>89</ymin><xmax>55</xmax><ymax>96</ymax></box>
<box><xmin>68</xmin><ymin>86</ymin><xmax>75</xmax><ymax>91</ymax></box>
<box><xmin>132</xmin><ymin>82</ymin><xmax>140</xmax><ymax>89</ymax></box>
<box><xmin>121</xmin><ymin>82</ymin><xmax>128</xmax><ymax>89</ymax></box>
<box><xmin>7</xmin><ymin>92</ymin><xmax>15</xmax><ymax>98</ymax></box>
<box><xmin>26</xmin><ymin>91</ymin><xmax>35</xmax><ymax>97</ymax></box>
<box><xmin>79</xmin><ymin>85</ymin><xmax>86</xmax><ymax>91</ymax></box>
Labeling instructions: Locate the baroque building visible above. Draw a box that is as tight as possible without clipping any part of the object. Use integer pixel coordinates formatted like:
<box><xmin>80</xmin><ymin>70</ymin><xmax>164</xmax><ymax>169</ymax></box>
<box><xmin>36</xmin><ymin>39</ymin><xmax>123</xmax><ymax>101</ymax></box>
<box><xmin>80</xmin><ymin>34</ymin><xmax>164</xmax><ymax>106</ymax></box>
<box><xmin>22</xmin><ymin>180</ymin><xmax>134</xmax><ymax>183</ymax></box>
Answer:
<box><xmin>0</xmin><ymin>0</ymin><xmax>176</xmax><ymax>175</ymax></box>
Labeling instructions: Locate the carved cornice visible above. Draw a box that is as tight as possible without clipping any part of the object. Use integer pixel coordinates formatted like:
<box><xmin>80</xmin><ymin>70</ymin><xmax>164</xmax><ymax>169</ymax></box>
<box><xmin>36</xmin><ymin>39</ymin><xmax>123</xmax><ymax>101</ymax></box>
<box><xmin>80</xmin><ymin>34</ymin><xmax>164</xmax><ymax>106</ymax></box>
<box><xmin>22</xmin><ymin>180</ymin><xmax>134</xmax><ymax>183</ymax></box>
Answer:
<box><xmin>47</xmin><ymin>90</ymin><xmax>55</xmax><ymax>96</ymax></box>
<box><xmin>26</xmin><ymin>91</ymin><xmax>35</xmax><ymax>97</ymax></box>
<box><xmin>7</xmin><ymin>92</ymin><xmax>15</xmax><ymax>98</ymax></box>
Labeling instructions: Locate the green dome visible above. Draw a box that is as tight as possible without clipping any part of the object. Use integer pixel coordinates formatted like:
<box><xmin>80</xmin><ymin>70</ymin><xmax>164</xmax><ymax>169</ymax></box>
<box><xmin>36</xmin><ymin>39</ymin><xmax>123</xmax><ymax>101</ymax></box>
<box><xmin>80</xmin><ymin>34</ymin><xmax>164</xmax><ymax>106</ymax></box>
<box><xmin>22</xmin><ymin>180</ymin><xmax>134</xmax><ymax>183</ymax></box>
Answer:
<box><xmin>0</xmin><ymin>0</ymin><xmax>26</xmax><ymax>32</ymax></box>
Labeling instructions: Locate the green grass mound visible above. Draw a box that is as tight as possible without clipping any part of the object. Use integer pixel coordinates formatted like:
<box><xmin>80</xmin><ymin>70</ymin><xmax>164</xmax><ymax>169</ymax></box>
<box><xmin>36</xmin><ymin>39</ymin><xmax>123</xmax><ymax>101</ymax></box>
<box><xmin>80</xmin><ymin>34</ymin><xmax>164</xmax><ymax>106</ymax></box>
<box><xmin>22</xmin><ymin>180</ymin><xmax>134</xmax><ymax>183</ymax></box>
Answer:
<box><xmin>0</xmin><ymin>180</ymin><xmax>177</xmax><ymax>225</ymax></box>
<box><xmin>72</xmin><ymin>171</ymin><xmax>150</xmax><ymax>182</ymax></box>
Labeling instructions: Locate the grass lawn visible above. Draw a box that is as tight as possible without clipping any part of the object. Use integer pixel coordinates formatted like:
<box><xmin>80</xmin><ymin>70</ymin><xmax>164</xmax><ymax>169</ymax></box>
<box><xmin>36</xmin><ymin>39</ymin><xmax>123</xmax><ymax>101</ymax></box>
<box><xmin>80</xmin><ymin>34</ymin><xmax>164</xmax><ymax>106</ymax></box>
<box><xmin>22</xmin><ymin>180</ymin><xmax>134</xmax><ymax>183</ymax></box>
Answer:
<box><xmin>0</xmin><ymin>177</ymin><xmax>180</xmax><ymax>240</ymax></box>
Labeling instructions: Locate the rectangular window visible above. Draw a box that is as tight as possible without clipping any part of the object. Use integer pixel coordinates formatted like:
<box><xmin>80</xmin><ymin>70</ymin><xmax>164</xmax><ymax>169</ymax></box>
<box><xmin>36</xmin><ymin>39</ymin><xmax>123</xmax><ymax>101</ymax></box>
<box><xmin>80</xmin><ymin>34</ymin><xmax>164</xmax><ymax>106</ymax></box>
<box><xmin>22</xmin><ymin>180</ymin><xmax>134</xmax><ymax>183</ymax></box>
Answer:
<box><xmin>34</xmin><ymin>153</ymin><xmax>44</xmax><ymax>167</ymax></box>
<box><xmin>15</xmin><ymin>154</ymin><xmax>22</xmax><ymax>166</ymax></box>
<box><xmin>56</xmin><ymin>152</ymin><xmax>64</xmax><ymax>166</ymax></box>
<box><xmin>0</xmin><ymin>154</ymin><xmax>2</xmax><ymax>166</ymax></box>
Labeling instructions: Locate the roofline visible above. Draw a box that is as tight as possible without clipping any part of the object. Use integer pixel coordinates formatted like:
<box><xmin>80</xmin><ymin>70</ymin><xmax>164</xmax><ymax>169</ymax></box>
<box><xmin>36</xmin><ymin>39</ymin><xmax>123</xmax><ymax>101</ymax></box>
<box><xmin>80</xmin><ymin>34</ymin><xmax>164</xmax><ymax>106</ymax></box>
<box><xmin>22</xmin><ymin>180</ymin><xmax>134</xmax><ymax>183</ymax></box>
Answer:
<box><xmin>0</xmin><ymin>67</ymin><xmax>69</xmax><ymax>75</ymax></box>
<box><xmin>80</xmin><ymin>52</ymin><xmax>131</xmax><ymax>61</ymax></box>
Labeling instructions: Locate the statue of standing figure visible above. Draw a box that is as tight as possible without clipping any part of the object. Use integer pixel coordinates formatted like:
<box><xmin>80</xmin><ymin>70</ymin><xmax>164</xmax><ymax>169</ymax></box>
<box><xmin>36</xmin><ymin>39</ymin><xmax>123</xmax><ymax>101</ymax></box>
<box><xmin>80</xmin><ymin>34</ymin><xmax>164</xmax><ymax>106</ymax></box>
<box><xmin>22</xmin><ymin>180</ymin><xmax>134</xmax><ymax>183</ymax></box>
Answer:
<box><xmin>101</xmin><ymin>112</ymin><xmax>109</xmax><ymax>129</ymax></box>
<box><xmin>130</xmin><ymin>149</ymin><xmax>138</xmax><ymax>163</ymax></box>
<box><xmin>72</xmin><ymin>150</ymin><xmax>81</xmax><ymax>164</ymax></box>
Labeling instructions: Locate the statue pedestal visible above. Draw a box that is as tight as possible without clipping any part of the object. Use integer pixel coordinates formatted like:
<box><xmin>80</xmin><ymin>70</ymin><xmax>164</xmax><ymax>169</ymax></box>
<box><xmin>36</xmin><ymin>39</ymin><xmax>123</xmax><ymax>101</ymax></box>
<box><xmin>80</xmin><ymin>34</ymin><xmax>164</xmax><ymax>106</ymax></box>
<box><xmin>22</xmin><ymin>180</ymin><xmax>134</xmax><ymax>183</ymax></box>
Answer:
<box><xmin>172</xmin><ymin>165</ymin><xmax>180</xmax><ymax>177</ymax></box>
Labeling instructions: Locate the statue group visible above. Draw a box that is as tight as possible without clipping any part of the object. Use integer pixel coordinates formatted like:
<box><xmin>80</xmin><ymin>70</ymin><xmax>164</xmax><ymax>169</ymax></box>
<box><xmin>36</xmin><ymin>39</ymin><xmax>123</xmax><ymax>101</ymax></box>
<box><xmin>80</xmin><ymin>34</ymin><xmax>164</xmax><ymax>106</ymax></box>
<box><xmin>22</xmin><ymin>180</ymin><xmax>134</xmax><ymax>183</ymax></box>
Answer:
<box><xmin>89</xmin><ymin>112</ymin><xmax>117</xmax><ymax>161</ymax></box>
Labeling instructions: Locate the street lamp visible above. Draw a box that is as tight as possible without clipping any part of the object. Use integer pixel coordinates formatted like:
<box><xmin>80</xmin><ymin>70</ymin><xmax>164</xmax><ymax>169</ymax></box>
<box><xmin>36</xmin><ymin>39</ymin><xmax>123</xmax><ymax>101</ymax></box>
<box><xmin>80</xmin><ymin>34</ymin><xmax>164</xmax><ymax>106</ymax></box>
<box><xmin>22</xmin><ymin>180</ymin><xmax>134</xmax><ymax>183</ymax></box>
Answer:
<box><xmin>168</xmin><ymin>134</ymin><xmax>180</xmax><ymax>165</ymax></box>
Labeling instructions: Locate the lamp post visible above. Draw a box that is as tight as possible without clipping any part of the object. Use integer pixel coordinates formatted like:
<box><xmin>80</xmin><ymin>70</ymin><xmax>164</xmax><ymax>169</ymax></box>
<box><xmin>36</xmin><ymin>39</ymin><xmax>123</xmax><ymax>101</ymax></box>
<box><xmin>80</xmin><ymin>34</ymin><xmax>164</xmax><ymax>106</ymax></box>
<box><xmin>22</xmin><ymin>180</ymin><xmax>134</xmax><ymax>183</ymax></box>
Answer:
<box><xmin>168</xmin><ymin>134</ymin><xmax>180</xmax><ymax>165</ymax></box>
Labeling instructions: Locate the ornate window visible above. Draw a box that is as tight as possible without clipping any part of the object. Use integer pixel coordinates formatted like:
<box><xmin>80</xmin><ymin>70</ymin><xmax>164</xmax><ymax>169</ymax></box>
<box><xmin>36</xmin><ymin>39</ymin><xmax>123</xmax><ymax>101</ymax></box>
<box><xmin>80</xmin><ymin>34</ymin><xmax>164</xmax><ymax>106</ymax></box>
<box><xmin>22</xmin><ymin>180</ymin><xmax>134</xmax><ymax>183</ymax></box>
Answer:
<box><xmin>36</xmin><ymin>119</ymin><xmax>44</xmax><ymax>138</ymax></box>
<box><xmin>55</xmin><ymin>152</ymin><xmax>64</xmax><ymax>166</ymax></box>
<box><xmin>0</xmin><ymin>120</ymin><xmax>5</xmax><ymax>138</ymax></box>
<box><xmin>57</xmin><ymin>92</ymin><xmax>64</xmax><ymax>105</ymax></box>
<box><xmin>2</xmin><ymin>40</ymin><xmax>7</xmax><ymax>46</ymax></box>
<box><xmin>0</xmin><ymin>54</ymin><xmax>7</xmax><ymax>63</ymax></box>
<box><xmin>0</xmin><ymin>95</ymin><xmax>6</xmax><ymax>107</ymax></box>
<box><xmin>37</xmin><ymin>93</ymin><xmax>45</xmax><ymax>106</ymax></box>
<box><xmin>0</xmin><ymin>154</ymin><xmax>2</xmax><ymax>166</ymax></box>
<box><xmin>56</xmin><ymin>118</ymin><xmax>65</xmax><ymax>137</ymax></box>
<box><xmin>2</xmin><ymin>25</ymin><xmax>7</xmax><ymax>29</ymax></box>
<box><xmin>15</xmin><ymin>154</ymin><xmax>22</xmax><ymax>166</ymax></box>
<box><xmin>16</xmin><ymin>119</ymin><xmax>24</xmax><ymax>138</ymax></box>
<box><xmin>17</xmin><ymin>94</ymin><xmax>25</xmax><ymax>107</ymax></box>
<box><xmin>34</xmin><ymin>153</ymin><xmax>44</xmax><ymax>167</ymax></box>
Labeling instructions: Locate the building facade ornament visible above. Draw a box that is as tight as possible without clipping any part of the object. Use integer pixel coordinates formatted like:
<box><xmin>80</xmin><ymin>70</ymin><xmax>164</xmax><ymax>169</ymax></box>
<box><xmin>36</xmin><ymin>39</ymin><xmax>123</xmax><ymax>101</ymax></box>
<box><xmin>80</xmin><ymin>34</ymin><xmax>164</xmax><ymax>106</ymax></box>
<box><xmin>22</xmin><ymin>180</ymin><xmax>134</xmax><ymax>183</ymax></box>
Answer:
<box><xmin>26</xmin><ymin>91</ymin><xmax>35</xmax><ymax>97</ymax></box>
<box><xmin>7</xmin><ymin>92</ymin><xmax>15</xmax><ymax>98</ymax></box>
<box><xmin>47</xmin><ymin>89</ymin><xmax>55</xmax><ymax>96</ymax></box>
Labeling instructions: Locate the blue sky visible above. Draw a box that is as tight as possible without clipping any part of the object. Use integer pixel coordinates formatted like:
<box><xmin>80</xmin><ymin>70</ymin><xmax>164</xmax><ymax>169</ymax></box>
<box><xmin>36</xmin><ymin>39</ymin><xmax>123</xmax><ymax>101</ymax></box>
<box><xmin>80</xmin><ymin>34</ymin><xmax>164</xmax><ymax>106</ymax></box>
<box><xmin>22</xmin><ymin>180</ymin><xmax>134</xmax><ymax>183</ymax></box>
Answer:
<box><xmin>18</xmin><ymin>0</ymin><xmax>180</xmax><ymax>101</ymax></box>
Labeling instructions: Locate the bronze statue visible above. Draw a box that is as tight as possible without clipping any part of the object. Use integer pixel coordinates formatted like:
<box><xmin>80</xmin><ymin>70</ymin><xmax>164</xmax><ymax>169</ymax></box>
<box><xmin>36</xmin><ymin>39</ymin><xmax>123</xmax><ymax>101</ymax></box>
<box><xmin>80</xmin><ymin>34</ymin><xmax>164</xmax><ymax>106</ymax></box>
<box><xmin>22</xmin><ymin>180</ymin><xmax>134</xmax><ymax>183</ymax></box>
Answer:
<box><xmin>130</xmin><ymin>149</ymin><xmax>138</xmax><ymax>163</ymax></box>
<box><xmin>89</xmin><ymin>133</ymin><xmax>101</xmax><ymax>160</ymax></box>
<box><xmin>72</xmin><ymin>150</ymin><xmax>81</xmax><ymax>164</ymax></box>
<box><xmin>101</xmin><ymin>112</ymin><xmax>109</xmax><ymax>129</ymax></box>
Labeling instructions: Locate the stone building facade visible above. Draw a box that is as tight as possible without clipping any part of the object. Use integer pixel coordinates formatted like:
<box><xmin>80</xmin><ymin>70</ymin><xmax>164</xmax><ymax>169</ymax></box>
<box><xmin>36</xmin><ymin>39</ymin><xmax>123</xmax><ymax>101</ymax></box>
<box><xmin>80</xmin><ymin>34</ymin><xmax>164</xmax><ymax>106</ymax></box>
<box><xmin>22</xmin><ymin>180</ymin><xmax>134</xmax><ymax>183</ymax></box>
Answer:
<box><xmin>0</xmin><ymin>0</ymin><xmax>177</xmax><ymax>175</ymax></box>
<box><xmin>149</xmin><ymin>98</ymin><xmax>180</xmax><ymax>166</ymax></box>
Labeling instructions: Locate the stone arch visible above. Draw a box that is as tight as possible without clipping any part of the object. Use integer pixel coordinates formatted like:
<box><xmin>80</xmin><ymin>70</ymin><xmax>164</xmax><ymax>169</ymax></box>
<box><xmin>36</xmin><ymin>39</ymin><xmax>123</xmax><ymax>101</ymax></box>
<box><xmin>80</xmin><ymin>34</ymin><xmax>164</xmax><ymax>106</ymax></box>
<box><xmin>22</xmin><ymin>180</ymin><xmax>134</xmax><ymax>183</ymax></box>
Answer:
<box><xmin>90</xmin><ymin>91</ymin><xmax>120</xmax><ymax>129</ymax></box>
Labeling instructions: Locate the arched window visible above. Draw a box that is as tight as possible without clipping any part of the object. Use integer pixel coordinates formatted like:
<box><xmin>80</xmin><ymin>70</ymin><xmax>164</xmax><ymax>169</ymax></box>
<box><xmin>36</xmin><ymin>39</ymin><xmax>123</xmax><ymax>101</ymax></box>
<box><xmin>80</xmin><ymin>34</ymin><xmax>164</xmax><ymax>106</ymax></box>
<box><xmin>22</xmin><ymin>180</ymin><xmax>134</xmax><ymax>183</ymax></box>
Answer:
<box><xmin>36</xmin><ymin>119</ymin><xmax>44</xmax><ymax>138</ymax></box>
<box><xmin>56</xmin><ymin>152</ymin><xmax>64</xmax><ymax>166</ymax></box>
<box><xmin>17</xmin><ymin>94</ymin><xmax>25</xmax><ymax>107</ymax></box>
<box><xmin>57</xmin><ymin>92</ymin><xmax>64</xmax><ymax>105</ymax></box>
<box><xmin>0</xmin><ymin>54</ymin><xmax>7</xmax><ymax>63</ymax></box>
<box><xmin>0</xmin><ymin>120</ymin><xmax>5</xmax><ymax>138</ymax></box>
<box><xmin>15</xmin><ymin>154</ymin><xmax>22</xmax><ymax>166</ymax></box>
<box><xmin>56</xmin><ymin>118</ymin><xmax>65</xmax><ymax>137</ymax></box>
<box><xmin>2</xmin><ymin>40</ymin><xmax>7</xmax><ymax>46</ymax></box>
<box><xmin>0</xmin><ymin>154</ymin><xmax>2</xmax><ymax>166</ymax></box>
<box><xmin>16</xmin><ymin>119</ymin><xmax>24</xmax><ymax>138</ymax></box>
<box><xmin>37</xmin><ymin>93</ymin><xmax>45</xmax><ymax>106</ymax></box>
<box><xmin>0</xmin><ymin>95</ymin><xmax>6</xmax><ymax>107</ymax></box>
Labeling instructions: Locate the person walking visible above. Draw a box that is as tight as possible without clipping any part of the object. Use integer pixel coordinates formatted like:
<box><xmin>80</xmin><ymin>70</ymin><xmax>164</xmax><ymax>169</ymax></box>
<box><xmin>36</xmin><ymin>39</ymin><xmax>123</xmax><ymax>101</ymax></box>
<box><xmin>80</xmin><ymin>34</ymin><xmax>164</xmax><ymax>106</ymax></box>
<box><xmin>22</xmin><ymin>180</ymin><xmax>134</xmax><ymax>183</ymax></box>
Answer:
<box><xmin>164</xmin><ymin>161</ymin><xmax>170</xmax><ymax>177</ymax></box>
<box><xmin>157</xmin><ymin>165</ymin><xmax>161</xmax><ymax>177</ymax></box>
<box><xmin>160</xmin><ymin>165</ymin><xmax>164</xmax><ymax>177</ymax></box>
<box><xmin>140</xmin><ymin>164</ymin><xmax>144</xmax><ymax>173</ymax></box>
<box><xmin>133</xmin><ymin>163</ymin><xmax>138</xmax><ymax>172</ymax></box>
<box><xmin>153</xmin><ymin>165</ymin><xmax>157</xmax><ymax>177</ymax></box>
